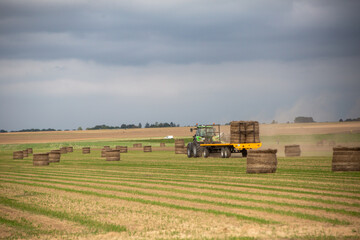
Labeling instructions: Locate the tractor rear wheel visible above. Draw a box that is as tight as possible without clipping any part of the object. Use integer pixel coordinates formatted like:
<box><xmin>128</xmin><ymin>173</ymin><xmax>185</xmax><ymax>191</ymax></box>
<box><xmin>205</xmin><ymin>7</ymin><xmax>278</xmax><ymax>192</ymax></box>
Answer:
<box><xmin>187</xmin><ymin>143</ymin><xmax>193</xmax><ymax>158</ymax></box>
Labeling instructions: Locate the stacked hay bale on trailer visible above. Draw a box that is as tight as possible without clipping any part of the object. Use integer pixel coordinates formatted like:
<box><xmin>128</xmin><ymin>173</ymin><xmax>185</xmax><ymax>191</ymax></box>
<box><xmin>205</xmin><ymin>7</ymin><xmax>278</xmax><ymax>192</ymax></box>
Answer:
<box><xmin>230</xmin><ymin>121</ymin><xmax>260</xmax><ymax>144</ymax></box>
<box><xmin>285</xmin><ymin>145</ymin><xmax>301</xmax><ymax>157</ymax></box>
<box><xmin>247</xmin><ymin>149</ymin><xmax>278</xmax><ymax>174</ymax></box>
<box><xmin>332</xmin><ymin>147</ymin><xmax>360</xmax><ymax>172</ymax></box>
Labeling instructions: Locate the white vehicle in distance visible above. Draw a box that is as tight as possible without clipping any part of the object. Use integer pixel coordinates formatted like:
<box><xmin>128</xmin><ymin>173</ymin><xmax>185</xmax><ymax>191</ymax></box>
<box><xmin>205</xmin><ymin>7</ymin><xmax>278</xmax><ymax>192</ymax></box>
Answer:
<box><xmin>164</xmin><ymin>135</ymin><xmax>174</xmax><ymax>139</ymax></box>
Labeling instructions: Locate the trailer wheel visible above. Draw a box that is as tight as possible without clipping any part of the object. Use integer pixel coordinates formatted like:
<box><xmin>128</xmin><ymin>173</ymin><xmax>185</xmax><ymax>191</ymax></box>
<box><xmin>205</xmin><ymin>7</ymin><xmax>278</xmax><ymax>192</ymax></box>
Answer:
<box><xmin>225</xmin><ymin>147</ymin><xmax>231</xmax><ymax>158</ymax></box>
<box><xmin>203</xmin><ymin>148</ymin><xmax>210</xmax><ymax>158</ymax></box>
<box><xmin>220</xmin><ymin>147</ymin><xmax>226</xmax><ymax>158</ymax></box>
<box><xmin>187</xmin><ymin>143</ymin><xmax>193</xmax><ymax>158</ymax></box>
<box><xmin>192</xmin><ymin>142</ymin><xmax>201</xmax><ymax>158</ymax></box>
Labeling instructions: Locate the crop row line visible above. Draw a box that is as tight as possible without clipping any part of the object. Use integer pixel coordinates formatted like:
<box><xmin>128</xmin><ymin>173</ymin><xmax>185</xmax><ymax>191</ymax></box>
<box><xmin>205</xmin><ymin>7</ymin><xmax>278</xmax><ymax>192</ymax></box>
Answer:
<box><xmin>2</xmin><ymin>171</ymin><xmax>359</xmax><ymax>218</ymax></box>
<box><xmin>4</xmin><ymin>168</ymin><xmax>360</xmax><ymax>208</ymax></box>
<box><xmin>24</xmin><ymin>162</ymin><xmax>360</xmax><ymax>187</ymax></box>
<box><xmin>5</xmin><ymin>169</ymin><xmax>360</xmax><ymax>208</ymax></box>
<box><xmin>4</xmin><ymin>167</ymin><xmax>359</xmax><ymax>201</ymax></box>
<box><xmin>0</xmin><ymin>179</ymin><xmax>277</xmax><ymax>225</ymax></box>
<box><xmin>0</xmin><ymin>195</ymin><xmax>126</xmax><ymax>233</ymax></box>
<box><xmin>0</xmin><ymin>177</ymin><xmax>349</xmax><ymax>225</ymax></box>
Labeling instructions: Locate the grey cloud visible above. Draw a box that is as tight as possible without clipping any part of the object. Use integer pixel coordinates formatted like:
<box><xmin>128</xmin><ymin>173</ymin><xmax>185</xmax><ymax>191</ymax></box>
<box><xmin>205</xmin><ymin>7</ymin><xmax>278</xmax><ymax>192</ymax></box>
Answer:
<box><xmin>0</xmin><ymin>1</ymin><xmax>360</xmax><ymax>130</ymax></box>
<box><xmin>0</xmin><ymin>0</ymin><xmax>360</xmax><ymax>65</ymax></box>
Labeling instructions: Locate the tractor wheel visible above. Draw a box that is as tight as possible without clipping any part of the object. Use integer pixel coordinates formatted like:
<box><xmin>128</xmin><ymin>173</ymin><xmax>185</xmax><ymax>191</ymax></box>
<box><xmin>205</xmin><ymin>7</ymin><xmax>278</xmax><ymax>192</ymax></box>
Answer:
<box><xmin>225</xmin><ymin>147</ymin><xmax>231</xmax><ymax>158</ymax></box>
<box><xmin>241</xmin><ymin>149</ymin><xmax>248</xmax><ymax>158</ymax></box>
<box><xmin>220</xmin><ymin>147</ymin><xmax>226</xmax><ymax>158</ymax></box>
<box><xmin>192</xmin><ymin>142</ymin><xmax>201</xmax><ymax>158</ymax></box>
<box><xmin>203</xmin><ymin>148</ymin><xmax>210</xmax><ymax>158</ymax></box>
<box><xmin>187</xmin><ymin>143</ymin><xmax>193</xmax><ymax>158</ymax></box>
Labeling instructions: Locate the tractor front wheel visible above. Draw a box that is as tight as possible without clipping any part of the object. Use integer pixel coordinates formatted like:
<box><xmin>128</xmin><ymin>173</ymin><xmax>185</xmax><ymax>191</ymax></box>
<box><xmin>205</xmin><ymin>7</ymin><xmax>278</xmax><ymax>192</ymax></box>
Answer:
<box><xmin>187</xmin><ymin>143</ymin><xmax>193</xmax><ymax>158</ymax></box>
<box><xmin>192</xmin><ymin>142</ymin><xmax>201</xmax><ymax>158</ymax></box>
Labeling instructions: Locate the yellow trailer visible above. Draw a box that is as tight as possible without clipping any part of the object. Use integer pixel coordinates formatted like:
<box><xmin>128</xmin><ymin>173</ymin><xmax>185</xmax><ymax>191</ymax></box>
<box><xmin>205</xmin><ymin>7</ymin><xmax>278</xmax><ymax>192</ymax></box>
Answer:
<box><xmin>187</xmin><ymin>124</ymin><xmax>262</xmax><ymax>158</ymax></box>
<box><xmin>199</xmin><ymin>142</ymin><xmax>262</xmax><ymax>158</ymax></box>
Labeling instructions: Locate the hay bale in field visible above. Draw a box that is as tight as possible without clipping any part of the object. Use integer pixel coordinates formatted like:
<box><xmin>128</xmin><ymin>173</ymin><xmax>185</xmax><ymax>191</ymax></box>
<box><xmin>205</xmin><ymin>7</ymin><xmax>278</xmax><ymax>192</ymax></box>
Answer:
<box><xmin>60</xmin><ymin>147</ymin><xmax>67</xmax><ymax>154</ymax></box>
<box><xmin>49</xmin><ymin>150</ymin><xmax>61</xmax><ymax>163</ymax></box>
<box><xmin>27</xmin><ymin>148</ymin><xmax>33</xmax><ymax>154</ymax></box>
<box><xmin>104</xmin><ymin>146</ymin><xmax>111</xmax><ymax>150</ymax></box>
<box><xmin>101</xmin><ymin>148</ymin><xmax>108</xmax><ymax>157</ymax></box>
<box><xmin>82</xmin><ymin>147</ymin><xmax>90</xmax><ymax>154</ymax></box>
<box><xmin>22</xmin><ymin>150</ymin><xmax>28</xmax><ymax>158</ymax></box>
<box><xmin>105</xmin><ymin>150</ymin><xmax>120</xmax><ymax>161</ymax></box>
<box><xmin>332</xmin><ymin>147</ymin><xmax>360</xmax><ymax>172</ymax></box>
<box><xmin>66</xmin><ymin>146</ymin><xmax>73</xmax><ymax>153</ymax></box>
<box><xmin>174</xmin><ymin>139</ymin><xmax>186</xmax><ymax>154</ymax></box>
<box><xmin>175</xmin><ymin>146</ymin><xmax>187</xmax><ymax>154</ymax></box>
<box><xmin>144</xmin><ymin>146</ymin><xmax>152</xmax><ymax>152</ymax></box>
<box><xmin>246</xmin><ymin>149</ymin><xmax>277</xmax><ymax>174</ymax></box>
<box><xmin>230</xmin><ymin>121</ymin><xmax>260</xmax><ymax>143</ymax></box>
<box><xmin>175</xmin><ymin>139</ymin><xmax>184</xmax><ymax>147</ymax></box>
<box><xmin>116</xmin><ymin>146</ymin><xmax>127</xmax><ymax>153</ymax></box>
<box><xmin>133</xmin><ymin>143</ymin><xmax>142</xmax><ymax>148</ymax></box>
<box><xmin>33</xmin><ymin>153</ymin><xmax>49</xmax><ymax>166</ymax></box>
<box><xmin>160</xmin><ymin>143</ymin><xmax>166</xmax><ymax>147</ymax></box>
<box><xmin>285</xmin><ymin>145</ymin><xmax>301</xmax><ymax>157</ymax></box>
<box><xmin>13</xmin><ymin>151</ymin><xmax>24</xmax><ymax>159</ymax></box>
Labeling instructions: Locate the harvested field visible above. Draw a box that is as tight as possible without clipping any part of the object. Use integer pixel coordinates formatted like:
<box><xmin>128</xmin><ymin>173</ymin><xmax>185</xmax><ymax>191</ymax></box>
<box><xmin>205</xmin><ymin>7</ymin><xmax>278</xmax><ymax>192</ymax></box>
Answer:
<box><xmin>0</xmin><ymin>122</ymin><xmax>360</xmax><ymax>239</ymax></box>
<box><xmin>1</xmin><ymin>122</ymin><xmax>359</xmax><ymax>145</ymax></box>
<box><xmin>0</xmin><ymin>147</ymin><xmax>360</xmax><ymax>239</ymax></box>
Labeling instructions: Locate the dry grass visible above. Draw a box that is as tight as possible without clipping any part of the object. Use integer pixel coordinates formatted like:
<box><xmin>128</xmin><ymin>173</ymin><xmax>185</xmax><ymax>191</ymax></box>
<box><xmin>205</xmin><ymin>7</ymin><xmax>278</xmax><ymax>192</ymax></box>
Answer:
<box><xmin>1</xmin><ymin>122</ymin><xmax>359</xmax><ymax>144</ymax></box>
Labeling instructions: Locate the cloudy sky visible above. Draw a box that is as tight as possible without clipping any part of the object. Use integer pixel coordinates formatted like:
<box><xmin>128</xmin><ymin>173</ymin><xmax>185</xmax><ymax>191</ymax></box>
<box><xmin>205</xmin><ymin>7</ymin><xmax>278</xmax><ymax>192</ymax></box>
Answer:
<box><xmin>0</xmin><ymin>0</ymin><xmax>360</xmax><ymax>130</ymax></box>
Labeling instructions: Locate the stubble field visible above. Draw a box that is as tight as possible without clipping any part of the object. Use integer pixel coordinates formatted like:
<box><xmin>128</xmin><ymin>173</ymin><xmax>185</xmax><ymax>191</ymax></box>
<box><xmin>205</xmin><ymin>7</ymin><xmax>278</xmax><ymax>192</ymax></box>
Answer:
<box><xmin>0</xmin><ymin>122</ymin><xmax>360</xmax><ymax>239</ymax></box>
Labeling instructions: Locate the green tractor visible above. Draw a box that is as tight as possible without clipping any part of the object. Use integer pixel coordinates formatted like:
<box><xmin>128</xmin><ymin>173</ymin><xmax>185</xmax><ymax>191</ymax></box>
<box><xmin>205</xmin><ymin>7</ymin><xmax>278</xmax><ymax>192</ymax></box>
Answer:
<box><xmin>187</xmin><ymin>124</ymin><xmax>221</xmax><ymax>158</ymax></box>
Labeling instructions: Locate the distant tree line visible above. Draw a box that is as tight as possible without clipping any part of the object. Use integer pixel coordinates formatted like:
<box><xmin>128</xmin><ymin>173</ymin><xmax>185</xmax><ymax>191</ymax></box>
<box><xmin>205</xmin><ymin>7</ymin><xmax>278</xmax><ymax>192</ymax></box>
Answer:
<box><xmin>339</xmin><ymin>117</ymin><xmax>360</xmax><ymax>122</ymax></box>
<box><xmin>294</xmin><ymin>116</ymin><xmax>315</xmax><ymax>123</ymax></box>
<box><xmin>144</xmin><ymin>122</ymin><xmax>179</xmax><ymax>128</ymax></box>
<box><xmin>86</xmin><ymin>123</ymin><xmax>142</xmax><ymax>130</ymax></box>
<box><xmin>8</xmin><ymin>128</ymin><xmax>59</xmax><ymax>133</ymax></box>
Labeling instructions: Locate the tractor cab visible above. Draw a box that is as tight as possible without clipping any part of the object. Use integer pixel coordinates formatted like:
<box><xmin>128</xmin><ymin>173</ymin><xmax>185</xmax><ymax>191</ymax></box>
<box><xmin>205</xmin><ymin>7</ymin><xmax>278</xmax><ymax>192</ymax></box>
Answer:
<box><xmin>191</xmin><ymin>124</ymin><xmax>221</xmax><ymax>144</ymax></box>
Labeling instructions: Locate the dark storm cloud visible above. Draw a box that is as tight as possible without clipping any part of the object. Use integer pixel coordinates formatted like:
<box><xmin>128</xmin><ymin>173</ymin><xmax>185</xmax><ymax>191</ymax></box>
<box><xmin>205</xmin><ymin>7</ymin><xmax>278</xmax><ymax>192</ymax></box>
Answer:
<box><xmin>0</xmin><ymin>0</ymin><xmax>360</xmax><ymax>130</ymax></box>
<box><xmin>1</xmin><ymin>0</ymin><xmax>359</xmax><ymax>65</ymax></box>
